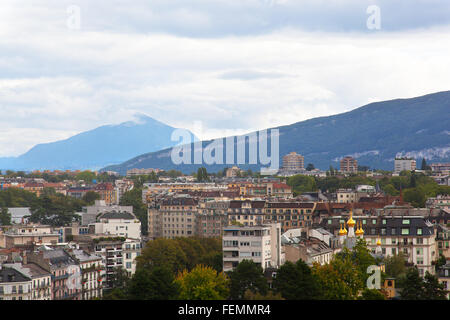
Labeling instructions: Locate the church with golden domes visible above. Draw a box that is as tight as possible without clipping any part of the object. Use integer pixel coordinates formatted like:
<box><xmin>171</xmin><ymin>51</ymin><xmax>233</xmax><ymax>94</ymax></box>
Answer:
<box><xmin>338</xmin><ymin>209</ymin><xmax>382</xmax><ymax>255</ymax></box>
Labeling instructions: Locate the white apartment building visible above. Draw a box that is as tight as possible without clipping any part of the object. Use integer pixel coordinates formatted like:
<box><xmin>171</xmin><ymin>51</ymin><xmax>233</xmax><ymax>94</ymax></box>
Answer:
<box><xmin>222</xmin><ymin>223</ymin><xmax>282</xmax><ymax>272</ymax></box>
<box><xmin>394</xmin><ymin>158</ymin><xmax>416</xmax><ymax>173</ymax></box>
<box><xmin>122</xmin><ymin>238</ymin><xmax>141</xmax><ymax>276</ymax></box>
<box><xmin>90</xmin><ymin>211</ymin><xmax>141</xmax><ymax>240</ymax></box>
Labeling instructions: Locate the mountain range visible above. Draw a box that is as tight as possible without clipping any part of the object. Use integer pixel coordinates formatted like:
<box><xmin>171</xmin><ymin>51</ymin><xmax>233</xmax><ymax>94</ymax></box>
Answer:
<box><xmin>102</xmin><ymin>91</ymin><xmax>450</xmax><ymax>174</ymax></box>
<box><xmin>0</xmin><ymin>114</ymin><xmax>196</xmax><ymax>171</ymax></box>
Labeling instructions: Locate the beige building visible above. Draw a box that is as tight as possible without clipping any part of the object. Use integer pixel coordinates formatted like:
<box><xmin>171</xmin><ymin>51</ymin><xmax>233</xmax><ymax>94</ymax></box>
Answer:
<box><xmin>1</xmin><ymin>225</ymin><xmax>59</xmax><ymax>249</ymax></box>
<box><xmin>336</xmin><ymin>189</ymin><xmax>358</xmax><ymax>203</ymax></box>
<box><xmin>196</xmin><ymin>201</ymin><xmax>229</xmax><ymax>238</ymax></box>
<box><xmin>282</xmin><ymin>152</ymin><xmax>304</xmax><ymax>171</ymax></box>
<box><xmin>160</xmin><ymin>197</ymin><xmax>198</xmax><ymax>239</ymax></box>
<box><xmin>340</xmin><ymin>156</ymin><xmax>358</xmax><ymax>173</ymax></box>
<box><xmin>226</xmin><ymin>166</ymin><xmax>244</xmax><ymax>178</ymax></box>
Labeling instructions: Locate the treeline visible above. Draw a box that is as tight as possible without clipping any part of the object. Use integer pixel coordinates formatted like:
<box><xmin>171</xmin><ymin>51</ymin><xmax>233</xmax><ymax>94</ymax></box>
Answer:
<box><xmin>0</xmin><ymin>170</ymin><xmax>117</xmax><ymax>183</ymax></box>
<box><xmin>286</xmin><ymin>171</ymin><xmax>450</xmax><ymax>207</ymax></box>
<box><xmin>0</xmin><ymin>188</ymin><xmax>99</xmax><ymax>226</ymax></box>
<box><xmin>102</xmin><ymin>238</ymin><xmax>447</xmax><ymax>300</ymax></box>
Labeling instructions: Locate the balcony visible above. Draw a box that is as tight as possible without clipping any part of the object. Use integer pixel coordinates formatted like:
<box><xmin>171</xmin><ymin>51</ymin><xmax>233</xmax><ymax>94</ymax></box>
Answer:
<box><xmin>53</xmin><ymin>274</ymin><xmax>70</xmax><ymax>281</ymax></box>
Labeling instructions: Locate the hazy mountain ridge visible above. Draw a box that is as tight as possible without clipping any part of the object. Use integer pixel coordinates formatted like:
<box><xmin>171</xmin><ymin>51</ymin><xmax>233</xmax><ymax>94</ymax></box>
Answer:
<box><xmin>0</xmin><ymin>114</ymin><xmax>196</xmax><ymax>171</ymax></box>
<box><xmin>102</xmin><ymin>91</ymin><xmax>450</xmax><ymax>174</ymax></box>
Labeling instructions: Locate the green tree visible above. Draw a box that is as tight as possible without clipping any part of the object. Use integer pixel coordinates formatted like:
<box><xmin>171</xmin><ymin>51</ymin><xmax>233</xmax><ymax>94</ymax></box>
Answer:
<box><xmin>384</xmin><ymin>253</ymin><xmax>407</xmax><ymax>280</ymax></box>
<box><xmin>359</xmin><ymin>288</ymin><xmax>386</xmax><ymax>300</ymax></box>
<box><xmin>243</xmin><ymin>289</ymin><xmax>284</xmax><ymax>300</ymax></box>
<box><xmin>306</xmin><ymin>163</ymin><xmax>315</xmax><ymax>171</ymax></box>
<box><xmin>403</xmin><ymin>188</ymin><xmax>426</xmax><ymax>207</ymax></box>
<box><xmin>175</xmin><ymin>265</ymin><xmax>229</xmax><ymax>300</ymax></box>
<box><xmin>75</xmin><ymin>170</ymin><xmax>96</xmax><ymax>183</ymax></box>
<box><xmin>196</xmin><ymin>167</ymin><xmax>209</xmax><ymax>182</ymax></box>
<box><xmin>82</xmin><ymin>191</ymin><xmax>100</xmax><ymax>205</ymax></box>
<box><xmin>422</xmin><ymin>271</ymin><xmax>448</xmax><ymax>300</ymax></box>
<box><xmin>312</xmin><ymin>254</ymin><xmax>363</xmax><ymax>300</ymax></box>
<box><xmin>400</xmin><ymin>267</ymin><xmax>425</xmax><ymax>300</ymax></box>
<box><xmin>128</xmin><ymin>266</ymin><xmax>179</xmax><ymax>300</ymax></box>
<box><xmin>0</xmin><ymin>207</ymin><xmax>11</xmax><ymax>225</ymax></box>
<box><xmin>137</xmin><ymin>238</ymin><xmax>188</xmax><ymax>274</ymax></box>
<box><xmin>287</xmin><ymin>175</ymin><xmax>317</xmax><ymax>195</ymax></box>
<box><xmin>272</xmin><ymin>259</ymin><xmax>321</xmax><ymax>300</ymax></box>
<box><xmin>120</xmin><ymin>187</ymin><xmax>148</xmax><ymax>235</ymax></box>
<box><xmin>228</xmin><ymin>260</ymin><xmax>269</xmax><ymax>300</ymax></box>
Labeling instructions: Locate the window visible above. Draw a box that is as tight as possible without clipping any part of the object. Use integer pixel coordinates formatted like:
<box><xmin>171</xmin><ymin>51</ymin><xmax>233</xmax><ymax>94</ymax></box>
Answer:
<box><xmin>401</xmin><ymin>228</ymin><xmax>409</xmax><ymax>235</ymax></box>
<box><xmin>417</xmin><ymin>228</ymin><xmax>422</xmax><ymax>235</ymax></box>
<box><xmin>402</xmin><ymin>219</ymin><xmax>410</xmax><ymax>225</ymax></box>
<box><xmin>382</xmin><ymin>219</ymin><xmax>386</xmax><ymax>225</ymax></box>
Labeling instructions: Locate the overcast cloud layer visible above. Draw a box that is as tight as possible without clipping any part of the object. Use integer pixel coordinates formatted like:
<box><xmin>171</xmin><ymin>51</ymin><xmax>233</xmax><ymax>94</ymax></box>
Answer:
<box><xmin>0</xmin><ymin>0</ymin><xmax>450</xmax><ymax>156</ymax></box>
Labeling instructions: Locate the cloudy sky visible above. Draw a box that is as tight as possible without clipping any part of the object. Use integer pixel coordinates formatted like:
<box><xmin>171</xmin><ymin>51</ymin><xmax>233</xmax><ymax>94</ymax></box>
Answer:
<box><xmin>0</xmin><ymin>0</ymin><xmax>450</xmax><ymax>157</ymax></box>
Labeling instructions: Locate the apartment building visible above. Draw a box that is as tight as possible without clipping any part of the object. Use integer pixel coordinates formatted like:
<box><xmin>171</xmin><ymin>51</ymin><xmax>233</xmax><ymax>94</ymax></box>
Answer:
<box><xmin>23</xmin><ymin>182</ymin><xmax>44</xmax><ymax>197</ymax></box>
<box><xmin>114</xmin><ymin>179</ymin><xmax>134</xmax><ymax>204</ymax></box>
<box><xmin>340</xmin><ymin>156</ymin><xmax>358</xmax><ymax>173</ymax></box>
<box><xmin>148</xmin><ymin>202</ymin><xmax>163</xmax><ymax>240</ymax></box>
<box><xmin>94</xmin><ymin>183</ymin><xmax>116</xmax><ymax>205</ymax></box>
<box><xmin>322</xmin><ymin>215</ymin><xmax>437</xmax><ymax>276</ymax></box>
<box><xmin>227</xmin><ymin>200</ymin><xmax>266</xmax><ymax>227</ymax></box>
<box><xmin>93</xmin><ymin>239</ymin><xmax>124</xmax><ymax>290</ymax></box>
<box><xmin>282</xmin><ymin>236</ymin><xmax>333</xmax><ymax>266</ymax></box>
<box><xmin>196</xmin><ymin>201</ymin><xmax>229</xmax><ymax>237</ymax></box>
<box><xmin>1</xmin><ymin>225</ymin><xmax>59</xmax><ymax>248</ymax></box>
<box><xmin>90</xmin><ymin>211</ymin><xmax>141</xmax><ymax>240</ymax></box>
<box><xmin>226</xmin><ymin>166</ymin><xmax>244</xmax><ymax>178</ymax></box>
<box><xmin>222</xmin><ymin>223</ymin><xmax>282</xmax><ymax>272</ymax></box>
<box><xmin>436</xmin><ymin>225</ymin><xmax>450</xmax><ymax>259</ymax></box>
<box><xmin>160</xmin><ymin>197</ymin><xmax>198</xmax><ymax>239</ymax></box>
<box><xmin>282</xmin><ymin>152</ymin><xmax>304</xmax><ymax>171</ymax></box>
<box><xmin>336</xmin><ymin>189</ymin><xmax>358</xmax><ymax>203</ymax></box>
<box><xmin>28</xmin><ymin>248</ymin><xmax>81</xmax><ymax>300</ymax></box>
<box><xmin>0</xmin><ymin>266</ymin><xmax>32</xmax><ymax>300</ymax></box>
<box><xmin>394</xmin><ymin>158</ymin><xmax>416</xmax><ymax>173</ymax></box>
<box><xmin>81</xmin><ymin>200</ymin><xmax>133</xmax><ymax>226</ymax></box>
<box><xmin>69</xmin><ymin>249</ymin><xmax>104</xmax><ymax>300</ymax></box>
<box><xmin>122</xmin><ymin>238</ymin><xmax>141</xmax><ymax>276</ymax></box>
<box><xmin>3</xmin><ymin>261</ymin><xmax>52</xmax><ymax>300</ymax></box>
<box><xmin>264</xmin><ymin>202</ymin><xmax>315</xmax><ymax>234</ymax></box>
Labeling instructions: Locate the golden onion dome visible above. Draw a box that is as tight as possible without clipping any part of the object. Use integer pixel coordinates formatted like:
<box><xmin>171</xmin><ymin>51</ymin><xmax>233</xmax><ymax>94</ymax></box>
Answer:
<box><xmin>338</xmin><ymin>223</ymin><xmax>346</xmax><ymax>236</ymax></box>
<box><xmin>355</xmin><ymin>221</ymin><xmax>364</xmax><ymax>236</ymax></box>
<box><xmin>376</xmin><ymin>237</ymin><xmax>382</xmax><ymax>246</ymax></box>
<box><xmin>342</xmin><ymin>223</ymin><xmax>347</xmax><ymax>235</ymax></box>
<box><xmin>347</xmin><ymin>209</ymin><xmax>355</xmax><ymax>228</ymax></box>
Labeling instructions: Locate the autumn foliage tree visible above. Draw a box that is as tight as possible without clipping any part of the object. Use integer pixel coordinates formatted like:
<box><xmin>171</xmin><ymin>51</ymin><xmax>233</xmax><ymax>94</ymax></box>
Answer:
<box><xmin>175</xmin><ymin>265</ymin><xmax>229</xmax><ymax>300</ymax></box>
